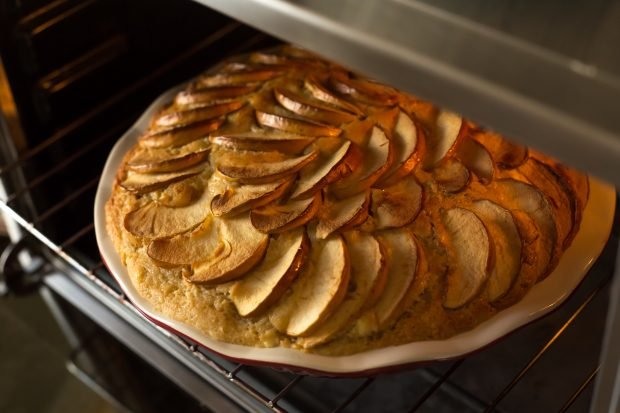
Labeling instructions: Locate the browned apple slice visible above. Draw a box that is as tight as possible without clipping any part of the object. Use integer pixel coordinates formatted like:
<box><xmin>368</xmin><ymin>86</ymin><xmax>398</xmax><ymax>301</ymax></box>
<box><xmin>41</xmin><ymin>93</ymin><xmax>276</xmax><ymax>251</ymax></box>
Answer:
<box><xmin>269</xmin><ymin>234</ymin><xmax>350</xmax><ymax>336</ymax></box>
<box><xmin>230</xmin><ymin>228</ymin><xmax>309</xmax><ymax>317</ymax></box>
<box><xmin>304</xmin><ymin>76</ymin><xmax>364</xmax><ymax>115</ymax></box>
<box><xmin>290</xmin><ymin>139</ymin><xmax>360</xmax><ymax>199</ymax></box>
<box><xmin>211</xmin><ymin>178</ymin><xmax>294</xmax><ymax>217</ymax></box>
<box><xmin>126</xmin><ymin>149</ymin><xmax>209</xmax><ymax>174</ymax></box>
<box><xmin>255</xmin><ymin>110</ymin><xmax>341</xmax><ymax>137</ymax></box>
<box><xmin>379</xmin><ymin>111</ymin><xmax>425</xmax><ymax>186</ymax></box>
<box><xmin>209</xmin><ymin>132</ymin><xmax>314</xmax><ymax>154</ymax></box>
<box><xmin>493</xmin><ymin>179</ymin><xmax>557</xmax><ymax>280</ymax></box>
<box><xmin>471</xmin><ymin>200</ymin><xmax>522</xmax><ymax>301</ymax></box>
<box><xmin>424</xmin><ymin>110</ymin><xmax>465</xmax><ymax>168</ymax></box>
<box><xmin>328</xmin><ymin>71</ymin><xmax>398</xmax><ymax>106</ymax></box>
<box><xmin>331</xmin><ymin>126</ymin><xmax>393</xmax><ymax>197</ymax></box>
<box><xmin>189</xmin><ymin>214</ymin><xmax>269</xmax><ymax>284</ymax></box>
<box><xmin>197</xmin><ymin>69</ymin><xmax>281</xmax><ymax>88</ymax></box>
<box><xmin>432</xmin><ymin>158</ymin><xmax>470</xmax><ymax>193</ymax></box>
<box><xmin>273</xmin><ymin>87</ymin><xmax>358</xmax><ymax>125</ymax></box>
<box><xmin>369</xmin><ymin>174</ymin><xmax>423</xmax><ymax>230</ymax></box>
<box><xmin>124</xmin><ymin>187</ymin><xmax>211</xmax><ymax>238</ymax></box>
<box><xmin>174</xmin><ymin>85</ymin><xmax>257</xmax><ymax>108</ymax></box>
<box><xmin>217</xmin><ymin>150</ymin><xmax>318</xmax><ymax>184</ymax></box>
<box><xmin>297</xmin><ymin>231</ymin><xmax>387</xmax><ymax>348</ymax></box>
<box><xmin>473</xmin><ymin>131</ymin><xmax>528</xmax><ymax>169</ymax></box>
<box><xmin>153</xmin><ymin>101</ymin><xmax>244</xmax><ymax>130</ymax></box>
<box><xmin>518</xmin><ymin>159</ymin><xmax>575</xmax><ymax>249</ymax></box>
<box><xmin>120</xmin><ymin>163</ymin><xmax>206</xmax><ymax>194</ymax></box>
<box><xmin>250</xmin><ymin>193</ymin><xmax>321</xmax><ymax>233</ymax></box>
<box><xmin>140</xmin><ymin>118</ymin><xmax>224</xmax><ymax>148</ymax></box>
<box><xmin>441</xmin><ymin>207</ymin><xmax>491</xmax><ymax>309</ymax></box>
<box><xmin>456</xmin><ymin>137</ymin><xmax>495</xmax><ymax>183</ymax></box>
<box><xmin>354</xmin><ymin>229</ymin><xmax>418</xmax><ymax>334</ymax></box>
<box><xmin>315</xmin><ymin>192</ymin><xmax>370</xmax><ymax>239</ymax></box>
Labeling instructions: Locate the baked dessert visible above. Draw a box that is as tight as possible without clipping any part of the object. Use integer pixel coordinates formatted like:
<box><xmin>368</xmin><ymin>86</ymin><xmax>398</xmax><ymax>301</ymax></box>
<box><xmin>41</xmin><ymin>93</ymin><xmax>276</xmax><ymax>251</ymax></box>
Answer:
<box><xmin>105</xmin><ymin>46</ymin><xmax>588</xmax><ymax>355</ymax></box>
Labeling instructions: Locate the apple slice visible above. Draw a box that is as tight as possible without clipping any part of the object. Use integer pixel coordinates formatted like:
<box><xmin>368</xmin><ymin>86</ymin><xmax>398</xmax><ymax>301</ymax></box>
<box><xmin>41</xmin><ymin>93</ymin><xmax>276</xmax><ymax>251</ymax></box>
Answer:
<box><xmin>120</xmin><ymin>163</ymin><xmax>206</xmax><ymax>194</ymax></box>
<box><xmin>494</xmin><ymin>179</ymin><xmax>557</xmax><ymax>280</ymax></box>
<box><xmin>250</xmin><ymin>192</ymin><xmax>321</xmax><ymax>233</ymax></box>
<box><xmin>472</xmin><ymin>131</ymin><xmax>528</xmax><ymax>169</ymax></box>
<box><xmin>379</xmin><ymin>111</ymin><xmax>424</xmax><ymax>186</ymax></box>
<box><xmin>304</xmin><ymin>76</ymin><xmax>364</xmax><ymax>115</ymax></box>
<box><xmin>331</xmin><ymin>126</ymin><xmax>393</xmax><ymax>197</ymax></box>
<box><xmin>432</xmin><ymin>158</ymin><xmax>470</xmax><ymax>193</ymax></box>
<box><xmin>355</xmin><ymin>229</ymin><xmax>418</xmax><ymax>334</ymax></box>
<box><xmin>369</xmin><ymin>174</ymin><xmax>423</xmax><ymax>230</ymax></box>
<box><xmin>174</xmin><ymin>85</ymin><xmax>257</xmax><ymax>108</ymax></box>
<box><xmin>315</xmin><ymin>192</ymin><xmax>370</xmax><ymax>239</ymax></box>
<box><xmin>273</xmin><ymin>88</ymin><xmax>358</xmax><ymax>125</ymax></box>
<box><xmin>126</xmin><ymin>149</ymin><xmax>209</xmax><ymax>174</ymax></box>
<box><xmin>442</xmin><ymin>207</ymin><xmax>491</xmax><ymax>309</ymax></box>
<box><xmin>211</xmin><ymin>178</ymin><xmax>294</xmax><ymax>217</ymax></box>
<box><xmin>297</xmin><ymin>231</ymin><xmax>387</xmax><ymax>348</ymax></box>
<box><xmin>424</xmin><ymin>110</ymin><xmax>465</xmax><ymax>168</ymax></box>
<box><xmin>456</xmin><ymin>137</ymin><xmax>495</xmax><ymax>183</ymax></box>
<box><xmin>197</xmin><ymin>69</ymin><xmax>281</xmax><ymax>88</ymax></box>
<box><xmin>255</xmin><ymin>111</ymin><xmax>341</xmax><ymax>137</ymax></box>
<box><xmin>290</xmin><ymin>139</ymin><xmax>360</xmax><ymax>199</ymax></box>
<box><xmin>189</xmin><ymin>214</ymin><xmax>269</xmax><ymax>284</ymax></box>
<box><xmin>269</xmin><ymin>234</ymin><xmax>350</xmax><ymax>336</ymax></box>
<box><xmin>230</xmin><ymin>228</ymin><xmax>309</xmax><ymax>317</ymax></box>
<box><xmin>328</xmin><ymin>71</ymin><xmax>398</xmax><ymax>106</ymax></box>
<box><xmin>140</xmin><ymin>118</ymin><xmax>224</xmax><ymax>148</ymax></box>
<box><xmin>124</xmin><ymin>187</ymin><xmax>211</xmax><ymax>238</ymax></box>
<box><xmin>153</xmin><ymin>101</ymin><xmax>244</xmax><ymax>130</ymax></box>
<box><xmin>217</xmin><ymin>150</ymin><xmax>318</xmax><ymax>184</ymax></box>
<box><xmin>209</xmin><ymin>132</ymin><xmax>314</xmax><ymax>154</ymax></box>
<box><xmin>472</xmin><ymin>200</ymin><xmax>522</xmax><ymax>301</ymax></box>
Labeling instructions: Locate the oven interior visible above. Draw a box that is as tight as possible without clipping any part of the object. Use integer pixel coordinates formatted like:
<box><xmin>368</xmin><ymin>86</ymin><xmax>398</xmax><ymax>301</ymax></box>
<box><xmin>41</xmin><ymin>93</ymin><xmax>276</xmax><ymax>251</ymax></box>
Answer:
<box><xmin>0</xmin><ymin>0</ymin><xmax>618</xmax><ymax>412</ymax></box>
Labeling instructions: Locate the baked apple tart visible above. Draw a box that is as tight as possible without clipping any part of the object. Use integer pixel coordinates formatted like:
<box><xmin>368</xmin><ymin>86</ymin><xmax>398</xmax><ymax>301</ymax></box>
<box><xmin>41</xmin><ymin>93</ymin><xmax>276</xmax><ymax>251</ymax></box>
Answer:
<box><xmin>105</xmin><ymin>46</ymin><xmax>588</xmax><ymax>355</ymax></box>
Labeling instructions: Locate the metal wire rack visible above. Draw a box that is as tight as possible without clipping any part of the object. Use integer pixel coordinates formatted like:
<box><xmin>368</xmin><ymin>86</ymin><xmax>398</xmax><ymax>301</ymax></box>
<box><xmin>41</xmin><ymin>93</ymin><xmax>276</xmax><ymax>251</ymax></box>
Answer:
<box><xmin>0</xmin><ymin>5</ymin><xmax>619</xmax><ymax>412</ymax></box>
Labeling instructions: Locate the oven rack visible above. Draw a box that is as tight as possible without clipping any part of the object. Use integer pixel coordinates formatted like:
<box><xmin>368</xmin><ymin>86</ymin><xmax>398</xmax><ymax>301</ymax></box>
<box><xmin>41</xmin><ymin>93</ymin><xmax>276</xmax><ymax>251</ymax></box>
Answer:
<box><xmin>0</xmin><ymin>5</ymin><xmax>618</xmax><ymax>411</ymax></box>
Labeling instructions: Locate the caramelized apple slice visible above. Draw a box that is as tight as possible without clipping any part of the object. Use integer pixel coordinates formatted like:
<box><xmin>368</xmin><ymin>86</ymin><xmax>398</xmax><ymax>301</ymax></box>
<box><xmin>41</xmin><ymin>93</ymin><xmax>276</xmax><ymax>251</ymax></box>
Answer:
<box><xmin>355</xmin><ymin>229</ymin><xmax>418</xmax><ymax>333</ymax></box>
<box><xmin>269</xmin><ymin>234</ymin><xmax>350</xmax><ymax>336</ymax></box>
<box><xmin>217</xmin><ymin>150</ymin><xmax>318</xmax><ymax>184</ymax></box>
<box><xmin>432</xmin><ymin>158</ymin><xmax>470</xmax><ymax>193</ymax></box>
<box><xmin>424</xmin><ymin>111</ymin><xmax>465</xmax><ymax>167</ymax></box>
<box><xmin>332</xmin><ymin>127</ymin><xmax>393</xmax><ymax>196</ymax></box>
<box><xmin>211</xmin><ymin>178</ymin><xmax>294</xmax><ymax>217</ymax></box>
<box><xmin>209</xmin><ymin>132</ymin><xmax>314</xmax><ymax>154</ymax></box>
<box><xmin>126</xmin><ymin>149</ymin><xmax>209</xmax><ymax>174</ymax></box>
<box><xmin>124</xmin><ymin>188</ymin><xmax>211</xmax><ymax>238</ymax></box>
<box><xmin>329</xmin><ymin>71</ymin><xmax>398</xmax><ymax>106</ymax></box>
<box><xmin>230</xmin><ymin>228</ymin><xmax>309</xmax><ymax>317</ymax></box>
<box><xmin>304</xmin><ymin>76</ymin><xmax>364</xmax><ymax>115</ymax></box>
<box><xmin>494</xmin><ymin>179</ymin><xmax>557</xmax><ymax>280</ymax></box>
<box><xmin>473</xmin><ymin>131</ymin><xmax>528</xmax><ymax>169</ymax></box>
<box><xmin>379</xmin><ymin>111</ymin><xmax>424</xmax><ymax>186</ymax></box>
<box><xmin>256</xmin><ymin>110</ymin><xmax>341</xmax><ymax>137</ymax></box>
<box><xmin>297</xmin><ymin>232</ymin><xmax>387</xmax><ymax>348</ymax></box>
<box><xmin>290</xmin><ymin>139</ymin><xmax>359</xmax><ymax>199</ymax></box>
<box><xmin>120</xmin><ymin>163</ymin><xmax>206</xmax><ymax>194</ymax></box>
<box><xmin>250</xmin><ymin>193</ymin><xmax>321</xmax><ymax>233</ymax></box>
<box><xmin>456</xmin><ymin>137</ymin><xmax>494</xmax><ymax>183</ymax></box>
<box><xmin>175</xmin><ymin>86</ymin><xmax>257</xmax><ymax>108</ymax></box>
<box><xmin>197</xmin><ymin>69</ymin><xmax>281</xmax><ymax>88</ymax></box>
<box><xmin>274</xmin><ymin>88</ymin><xmax>357</xmax><ymax>125</ymax></box>
<box><xmin>472</xmin><ymin>200</ymin><xmax>522</xmax><ymax>301</ymax></box>
<box><xmin>315</xmin><ymin>192</ymin><xmax>370</xmax><ymax>239</ymax></box>
<box><xmin>369</xmin><ymin>174</ymin><xmax>423</xmax><ymax>230</ymax></box>
<box><xmin>189</xmin><ymin>214</ymin><xmax>269</xmax><ymax>283</ymax></box>
<box><xmin>153</xmin><ymin>101</ymin><xmax>244</xmax><ymax>130</ymax></box>
<box><xmin>442</xmin><ymin>207</ymin><xmax>491</xmax><ymax>309</ymax></box>
<box><xmin>140</xmin><ymin>118</ymin><xmax>224</xmax><ymax>148</ymax></box>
